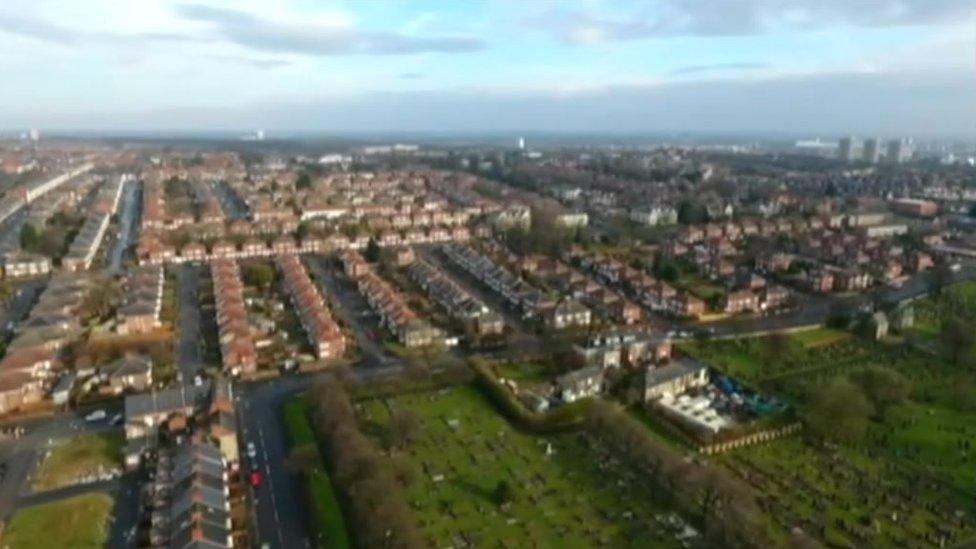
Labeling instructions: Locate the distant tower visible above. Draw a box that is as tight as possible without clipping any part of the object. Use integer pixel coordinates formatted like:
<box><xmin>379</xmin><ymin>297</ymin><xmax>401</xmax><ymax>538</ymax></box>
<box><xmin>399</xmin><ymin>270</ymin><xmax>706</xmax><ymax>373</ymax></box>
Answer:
<box><xmin>861</xmin><ymin>138</ymin><xmax>880</xmax><ymax>163</ymax></box>
<box><xmin>885</xmin><ymin>138</ymin><xmax>912</xmax><ymax>164</ymax></box>
<box><xmin>28</xmin><ymin>128</ymin><xmax>40</xmax><ymax>141</ymax></box>
<box><xmin>837</xmin><ymin>136</ymin><xmax>858</xmax><ymax>162</ymax></box>
<box><xmin>517</xmin><ymin>136</ymin><xmax>525</xmax><ymax>150</ymax></box>
<box><xmin>256</xmin><ymin>129</ymin><xmax>265</xmax><ymax>141</ymax></box>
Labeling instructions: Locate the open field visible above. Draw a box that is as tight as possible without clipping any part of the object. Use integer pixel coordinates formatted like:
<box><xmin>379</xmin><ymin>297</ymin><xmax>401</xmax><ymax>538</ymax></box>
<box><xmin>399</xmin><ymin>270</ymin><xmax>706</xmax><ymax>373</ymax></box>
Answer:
<box><xmin>357</xmin><ymin>385</ymin><xmax>685</xmax><ymax>548</ymax></box>
<box><xmin>282</xmin><ymin>398</ymin><xmax>351</xmax><ymax>549</ymax></box>
<box><xmin>32</xmin><ymin>433</ymin><xmax>123</xmax><ymax>491</ymax></box>
<box><xmin>2</xmin><ymin>492</ymin><xmax>113</xmax><ymax>548</ymax></box>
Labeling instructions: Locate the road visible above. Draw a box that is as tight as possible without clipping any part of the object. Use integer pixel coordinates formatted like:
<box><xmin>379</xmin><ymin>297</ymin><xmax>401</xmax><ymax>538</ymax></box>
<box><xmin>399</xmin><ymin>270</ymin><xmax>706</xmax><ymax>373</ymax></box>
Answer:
<box><xmin>306</xmin><ymin>255</ymin><xmax>400</xmax><ymax>369</ymax></box>
<box><xmin>106</xmin><ymin>179</ymin><xmax>141</xmax><ymax>275</ymax></box>
<box><xmin>236</xmin><ymin>366</ymin><xmax>404</xmax><ymax>549</ymax></box>
<box><xmin>175</xmin><ymin>264</ymin><xmax>204</xmax><ymax>382</ymax></box>
<box><xmin>237</xmin><ymin>376</ymin><xmax>310</xmax><ymax>549</ymax></box>
<box><xmin>213</xmin><ymin>181</ymin><xmax>249</xmax><ymax>220</ymax></box>
<box><xmin>691</xmin><ymin>263</ymin><xmax>976</xmax><ymax>338</ymax></box>
<box><xmin>0</xmin><ymin>279</ymin><xmax>45</xmax><ymax>340</ymax></box>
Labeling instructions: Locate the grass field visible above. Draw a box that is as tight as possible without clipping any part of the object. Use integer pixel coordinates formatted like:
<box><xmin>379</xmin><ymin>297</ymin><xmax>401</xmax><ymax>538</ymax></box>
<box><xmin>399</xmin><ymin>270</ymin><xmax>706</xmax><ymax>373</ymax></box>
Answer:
<box><xmin>358</xmin><ymin>385</ymin><xmax>685</xmax><ymax>548</ymax></box>
<box><xmin>789</xmin><ymin>327</ymin><xmax>850</xmax><ymax>348</ymax></box>
<box><xmin>2</xmin><ymin>492</ymin><xmax>113</xmax><ymax>548</ymax></box>
<box><xmin>32</xmin><ymin>433</ymin><xmax>122</xmax><ymax>491</ymax></box>
<box><xmin>282</xmin><ymin>398</ymin><xmax>351</xmax><ymax>549</ymax></box>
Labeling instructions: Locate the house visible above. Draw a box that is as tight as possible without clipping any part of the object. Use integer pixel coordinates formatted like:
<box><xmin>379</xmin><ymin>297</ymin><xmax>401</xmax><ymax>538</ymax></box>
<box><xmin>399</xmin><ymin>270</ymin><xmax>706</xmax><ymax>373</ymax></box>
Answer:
<box><xmin>644</xmin><ymin>360</ymin><xmax>709</xmax><ymax>401</ymax></box>
<box><xmin>723</xmin><ymin>290</ymin><xmax>759</xmax><ymax>314</ymax></box>
<box><xmin>544</xmin><ymin>299</ymin><xmax>591</xmax><ymax>330</ymax></box>
<box><xmin>556</xmin><ymin>367</ymin><xmax>604</xmax><ymax>403</ymax></box>
<box><xmin>123</xmin><ymin>381</ymin><xmax>212</xmax><ymax>440</ymax></box>
<box><xmin>101</xmin><ymin>355</ymin><xmax>153</xmax><ymax>394</ymax></box>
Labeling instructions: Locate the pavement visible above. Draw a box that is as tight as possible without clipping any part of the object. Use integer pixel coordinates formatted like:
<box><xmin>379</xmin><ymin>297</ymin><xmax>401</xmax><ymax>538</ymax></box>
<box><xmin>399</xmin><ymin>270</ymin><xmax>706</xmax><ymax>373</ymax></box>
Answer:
<box><xmin>175</xmin><ymin>263</ymin><xmax>204</xmax><ymax>382</ymax></box>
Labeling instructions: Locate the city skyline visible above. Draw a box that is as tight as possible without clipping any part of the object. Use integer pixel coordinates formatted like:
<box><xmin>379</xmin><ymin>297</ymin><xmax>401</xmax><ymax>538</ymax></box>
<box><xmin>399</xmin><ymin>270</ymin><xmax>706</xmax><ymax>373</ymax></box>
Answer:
<box><xmin>0</xmin><ymin>0</ymin><xmax>973</xmax><ymax>135</ymax></box>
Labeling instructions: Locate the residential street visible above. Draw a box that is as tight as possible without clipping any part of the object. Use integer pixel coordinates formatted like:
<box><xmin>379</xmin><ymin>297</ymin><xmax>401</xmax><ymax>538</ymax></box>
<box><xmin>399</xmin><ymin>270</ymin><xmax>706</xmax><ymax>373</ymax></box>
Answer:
<box><xmin>175</xmin><ymin>263</ymin><xmax>204</xmax><ymax>382</ymax></box>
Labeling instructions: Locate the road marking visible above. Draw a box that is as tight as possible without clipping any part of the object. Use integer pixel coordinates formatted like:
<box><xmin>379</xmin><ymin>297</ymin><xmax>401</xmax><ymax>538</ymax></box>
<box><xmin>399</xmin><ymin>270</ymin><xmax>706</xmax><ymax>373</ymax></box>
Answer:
<box><xmin>257</xmin><ymin>426</ymin><xmax>285</xmax><ymax>548</ymax></box>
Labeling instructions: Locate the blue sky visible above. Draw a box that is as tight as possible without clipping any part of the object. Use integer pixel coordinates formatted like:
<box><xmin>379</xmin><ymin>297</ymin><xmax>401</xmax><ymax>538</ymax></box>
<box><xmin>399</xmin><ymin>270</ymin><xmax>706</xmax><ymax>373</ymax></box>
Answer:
<box><xmin>0</xmin><ymin>0</ymin><xmax>973</xmax><ymax>136</ymax></box>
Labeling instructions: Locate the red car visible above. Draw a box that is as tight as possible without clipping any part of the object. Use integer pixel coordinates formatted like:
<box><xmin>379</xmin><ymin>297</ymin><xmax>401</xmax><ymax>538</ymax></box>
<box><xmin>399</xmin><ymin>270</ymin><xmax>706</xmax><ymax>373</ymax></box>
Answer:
<box><xmin>249</xmin><ymin>471</ymin><xmax>262</xmax><ymax>487</ymax></box>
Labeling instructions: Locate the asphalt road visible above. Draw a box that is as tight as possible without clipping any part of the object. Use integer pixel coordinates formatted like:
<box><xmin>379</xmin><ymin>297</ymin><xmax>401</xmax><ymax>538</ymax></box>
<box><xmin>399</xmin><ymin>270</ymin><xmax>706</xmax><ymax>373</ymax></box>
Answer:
<box><xmin>106</xmin><ymin>179</ymin><xmax>141</xmax><ymax>275</ymax></box>
<box><xmin>694</xmin><ymin>263</ymin><xmax>976</xmax><ymax>338</ymax></box>
<box><xmin>175</xmin><ymin>263</ymin><xmax>205</xmax><ymax>382</ymax></box>
<box><xmin>236</xmin><ymin>366</ymin><xmax>405</xmax><ymax>549</ymax></box>
<box><xmin>0</xmin><ymin>279</ymin><xmax>45</xmax><ymax>340</ymax></box>
<box><xmin>306</xmin><ymin>255</ymin><xmax>400</xmax><ymax>369</ymax></box>
<box><xmin>213</xmin><ymin>181</ymin><xmax>249</xmax><ymax>220</ymax></box>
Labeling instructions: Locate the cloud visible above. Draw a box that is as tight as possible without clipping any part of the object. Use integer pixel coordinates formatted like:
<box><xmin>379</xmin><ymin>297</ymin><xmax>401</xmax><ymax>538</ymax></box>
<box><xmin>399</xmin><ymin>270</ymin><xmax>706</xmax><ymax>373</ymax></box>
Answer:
<box><xmin>208</xmin><ymin>55</ymin><xmax>290</xmax><ymax>69</ymax></box>
<box><xmin>0</xmin><ymin>13</ymin><xmax>201</xmax><ymax>46</ymax></box>
<box><xmin>176</xmin><ymin>3</ymin><xmax>486</xmax><ymax>56</ymax></box>
<box><xmin>399</xmin><ymin>72</ymin><xmax>424</xmax><ymax>80</ymax></box>
<box><xmin>670</xmin><ymin>62</ymin><xmax>768</xmax><ymax>75</ymax></box>
<box><xmin>534</xmin><ymin>0</ymin><xmax>975</xmax><ymax>44</ymax></box>
<box><xmin>0</xmin><ymin>15</ymin><xmax>81</xmax><ymax>44</ymax></box>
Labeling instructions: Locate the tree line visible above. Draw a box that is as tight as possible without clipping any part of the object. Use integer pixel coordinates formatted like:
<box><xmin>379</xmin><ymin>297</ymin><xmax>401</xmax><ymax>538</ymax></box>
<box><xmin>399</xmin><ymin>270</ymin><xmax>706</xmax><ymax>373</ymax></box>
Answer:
<box><xmin>309</xmin><ymin>374</ymin><xmax>422</xmax><ymax>548</ymax></box>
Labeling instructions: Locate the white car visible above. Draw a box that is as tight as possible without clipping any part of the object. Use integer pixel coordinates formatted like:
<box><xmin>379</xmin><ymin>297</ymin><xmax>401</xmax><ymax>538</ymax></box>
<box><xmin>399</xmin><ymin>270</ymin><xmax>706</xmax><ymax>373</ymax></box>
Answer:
<box><xmin>247</xmin><ymin>442</ymin><xmax>257</xmax><ymax>459</ymax></box>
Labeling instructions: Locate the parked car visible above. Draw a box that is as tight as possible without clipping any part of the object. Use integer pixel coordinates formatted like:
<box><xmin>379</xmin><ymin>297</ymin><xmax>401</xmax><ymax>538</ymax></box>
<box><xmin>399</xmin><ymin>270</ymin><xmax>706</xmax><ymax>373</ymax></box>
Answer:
<box><xmin>85</xmin><ymin>410</ymin><xmax>106</xmax><ymax>423</ymax></box>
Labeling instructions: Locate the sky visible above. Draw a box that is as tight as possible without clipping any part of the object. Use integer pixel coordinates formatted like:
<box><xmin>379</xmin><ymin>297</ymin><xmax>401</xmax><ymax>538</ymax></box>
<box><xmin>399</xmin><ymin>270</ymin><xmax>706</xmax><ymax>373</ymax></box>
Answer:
<box><xmin>0</xmin><ymin>0</ymin><xmax>973</xmax><ymax>137</ymax></box>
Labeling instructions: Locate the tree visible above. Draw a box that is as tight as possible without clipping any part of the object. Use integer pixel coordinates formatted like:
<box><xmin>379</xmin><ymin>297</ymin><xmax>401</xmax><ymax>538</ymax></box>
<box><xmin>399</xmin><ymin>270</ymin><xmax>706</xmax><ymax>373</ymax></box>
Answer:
<box><xmin>19</xmin><ymin>223</ymin><xmax>39</xmax><ymax>251</ymax></box>
<box><xmin>801</xmin><ymin>377</ymin><xmax>873</xmax><ymax>443</ymax></box>
<box><xmin>493</xmin><ymin>479</ymin><xmax>515</xmax><ymax>505</ymax></box>
<box><xmin>927</xmin><ymin>264</ymin><xmax>952</xmax><ymax>298</ymax></box>
<box><xmin>849</xmin><ymin>366</ymin><xmax>909</xmax><ymax>419</ymax></box>
<box><xmin>295</xmin><ymin>172</ymin><xmax>312</xmax><ymax>190</ymax></box>
<box><xmin>364</xmin><ymin>238</ymin><xmax>381</xmax><ymax>262</ymax></box>
<box><xmin>940</xmin><ymin>316</ymin><xmax>975</xmax><ymax>366</ymax></box>
<box><xmin>677</xmin><ymin>200</ymin><xmax>710</xmax><ymax>225</ymax></box>
<box><xmin>386</xmin><ymin>408</ymin><xmax>421</xmax><ymax>450</ymax></box>
<box><xmin>295</xmin><ymin>221</ymin><xmax>311</xmax><ymax>241</ymax></box>
<box><xmin>243</xmin><ymin>263</ymin><xmax>275</xmax><ymax>290</ymax></box>
<box><xmin>82</xmin><ymin>278</ymin><xmax>120</xmax><ymax>321</ymax></box>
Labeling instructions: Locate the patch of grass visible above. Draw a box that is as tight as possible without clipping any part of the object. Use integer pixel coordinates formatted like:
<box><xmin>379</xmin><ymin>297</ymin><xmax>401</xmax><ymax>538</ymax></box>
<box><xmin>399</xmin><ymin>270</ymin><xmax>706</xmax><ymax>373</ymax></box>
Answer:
<box><xmin>281</xmin><ymin>397</ymin><xmax>351</xmax><ymax>549</ymax></box>
<box><xmin>32</xmin><ymin>433</ymin><xmax>123</xmax><ymax>491</ymax></box>
<box><xmin>3</xmin><ymin>492</ymin><xmax>113</xmax><ymax>548</ymax></box>
<box><xmin>283</xmin><ymin>397</ymin><xmax>315</xmax><ymax>447</ymax></box>
<box><xmin>789</xmin><ymin>327</ymin><xmax>850</xmax><ymax>348</ymax></box>
<box><xmin>306</xmin><ymin>469</ymin><xmax>350</xmax><ymax>549</ymax></box>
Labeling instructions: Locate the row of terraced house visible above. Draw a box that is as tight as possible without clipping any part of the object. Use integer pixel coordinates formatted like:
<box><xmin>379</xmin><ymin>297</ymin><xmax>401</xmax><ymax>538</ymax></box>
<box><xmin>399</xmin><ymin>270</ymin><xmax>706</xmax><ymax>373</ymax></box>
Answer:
<box><xmin>276</xmin><ymin>254</ymin><xmax>345</xmax><ymax>359</ymax></box>
<box><xmin>406</xmin><ymin>258</ymin><xmax>505</xmax><ymax>337</ymax></box>
<box><xmin>342</xmin><ymin>250</ymin><xmax>443</xmax><ymax>348</ymax></box>
<box><xmin>211</xmin><ymin>259</ymin><xmax>258</xmax><ymax>376</ymax></box>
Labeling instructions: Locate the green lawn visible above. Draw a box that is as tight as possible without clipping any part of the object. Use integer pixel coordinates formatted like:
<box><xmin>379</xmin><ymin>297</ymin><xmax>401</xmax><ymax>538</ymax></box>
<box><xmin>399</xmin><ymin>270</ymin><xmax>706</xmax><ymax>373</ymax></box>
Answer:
<box><xmin>358</xmin><ymin>385</ymin><xmax>684</xmax><ymax>548</ymax></box>
<box><xmin>789</xmin><ymin>327</ymin><xmax>850</xmax><ymax>348</ymax></box>
<box><xmin>281</xmin><ymin>397</ymin><xmax>351</xmax><ymax>549</ymax></box>
<box><xmin>3</xmin><ymin>492</ymin><xmax>113</xmax><ymax>548</ymax></box>
<box><xmin>32</xmin><ymin>433</ymin><xmax>123</xmax><ymax>491</ymax></box>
